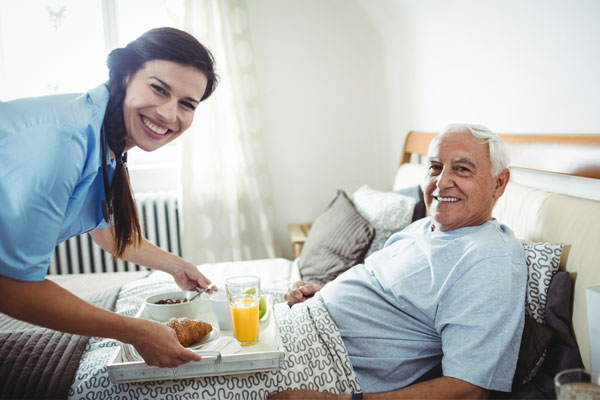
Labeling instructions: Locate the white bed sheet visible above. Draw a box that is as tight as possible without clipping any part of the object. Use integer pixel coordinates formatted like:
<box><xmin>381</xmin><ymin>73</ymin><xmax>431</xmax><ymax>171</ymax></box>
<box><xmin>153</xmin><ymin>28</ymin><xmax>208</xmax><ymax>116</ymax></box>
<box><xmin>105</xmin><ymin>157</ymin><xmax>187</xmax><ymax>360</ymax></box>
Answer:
<box><xmin>196</xmin><ymin>257</ymin><xmax>300</xmax><ymax>290</ymax></box>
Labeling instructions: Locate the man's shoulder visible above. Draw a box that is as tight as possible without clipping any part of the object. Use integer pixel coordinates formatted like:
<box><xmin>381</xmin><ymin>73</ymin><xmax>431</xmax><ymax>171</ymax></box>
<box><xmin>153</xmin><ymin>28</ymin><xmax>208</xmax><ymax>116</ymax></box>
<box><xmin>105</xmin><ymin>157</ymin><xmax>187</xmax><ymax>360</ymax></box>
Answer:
<box><xmin>476</xmin><ymin>219</ymin><xmax>520</xmax><ymax>247</ymax></box>
<box><xmin>457</xmin><ymin>220</ymin><xmax>526</xmax><ymax>267</ymax></box>
<box><xmin>450</xmin><ymin>219</ymin><xmax>515</xmax><ymax>240</ymax></box>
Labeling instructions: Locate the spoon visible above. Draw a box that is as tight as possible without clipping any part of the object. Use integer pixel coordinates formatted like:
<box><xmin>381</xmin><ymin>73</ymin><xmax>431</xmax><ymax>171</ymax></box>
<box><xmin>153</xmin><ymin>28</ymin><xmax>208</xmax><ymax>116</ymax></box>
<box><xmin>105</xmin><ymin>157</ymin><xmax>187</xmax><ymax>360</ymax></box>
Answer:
<box><xmin>189</xmin><ymin>282</ymin><xmax>217</xmax><ymax>302</ymax></box>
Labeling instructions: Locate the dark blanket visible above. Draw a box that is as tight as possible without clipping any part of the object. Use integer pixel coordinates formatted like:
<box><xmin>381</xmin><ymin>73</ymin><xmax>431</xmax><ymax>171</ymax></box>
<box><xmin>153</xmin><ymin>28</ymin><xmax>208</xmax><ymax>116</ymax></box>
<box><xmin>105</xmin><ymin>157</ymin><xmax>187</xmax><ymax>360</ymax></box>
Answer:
<box><xmin>492</xmin><ymin>271</ymin><xmax>584</xmax><ymax>399</ymax></box>
<box><xmin>0</xmin><ymin>283</ymin><xmax>121</xmax><ymax>399</ymax></box>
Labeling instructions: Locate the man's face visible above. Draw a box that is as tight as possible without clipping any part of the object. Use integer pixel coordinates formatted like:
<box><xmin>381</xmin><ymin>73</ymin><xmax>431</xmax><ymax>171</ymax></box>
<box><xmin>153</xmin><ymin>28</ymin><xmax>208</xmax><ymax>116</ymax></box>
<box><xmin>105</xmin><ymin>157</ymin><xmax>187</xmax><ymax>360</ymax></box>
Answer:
<box><xmin>424</xmin><ymin>130</ymin><xmax>509</xmax><ymax>231</ymax></box>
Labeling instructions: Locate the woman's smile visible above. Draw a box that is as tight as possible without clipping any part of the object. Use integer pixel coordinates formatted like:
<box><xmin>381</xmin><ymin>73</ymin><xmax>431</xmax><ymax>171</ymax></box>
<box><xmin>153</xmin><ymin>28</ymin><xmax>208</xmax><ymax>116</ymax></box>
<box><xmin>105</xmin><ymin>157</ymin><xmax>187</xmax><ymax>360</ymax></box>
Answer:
<box><xmin>141</xmin><ymin>115</ymin><xmax>170</xmax><ymax>137</ymax></box>
<box><xmin>121</xmin><ymin>59</ymin><xmax>208</xmax><ymax>153</ymax></box>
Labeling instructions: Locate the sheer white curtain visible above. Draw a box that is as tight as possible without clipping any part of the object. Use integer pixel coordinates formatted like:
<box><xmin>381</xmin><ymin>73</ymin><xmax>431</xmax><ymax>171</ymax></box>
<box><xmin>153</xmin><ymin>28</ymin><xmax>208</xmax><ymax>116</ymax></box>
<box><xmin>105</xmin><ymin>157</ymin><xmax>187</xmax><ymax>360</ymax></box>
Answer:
<box><xmin>180</xmin><ymin>0</ymin><xmax>279</xmax><ymax>264</ymax></box>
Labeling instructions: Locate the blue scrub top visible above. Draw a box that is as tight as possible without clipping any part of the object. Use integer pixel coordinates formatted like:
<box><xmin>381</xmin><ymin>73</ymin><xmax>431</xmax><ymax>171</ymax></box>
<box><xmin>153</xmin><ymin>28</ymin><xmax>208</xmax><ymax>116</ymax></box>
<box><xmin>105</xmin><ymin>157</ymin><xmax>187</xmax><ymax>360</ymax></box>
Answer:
<box><xmin>0</xmin><ymin>84</ymin><xmax>115</xmax><ymax>281</ymax></box>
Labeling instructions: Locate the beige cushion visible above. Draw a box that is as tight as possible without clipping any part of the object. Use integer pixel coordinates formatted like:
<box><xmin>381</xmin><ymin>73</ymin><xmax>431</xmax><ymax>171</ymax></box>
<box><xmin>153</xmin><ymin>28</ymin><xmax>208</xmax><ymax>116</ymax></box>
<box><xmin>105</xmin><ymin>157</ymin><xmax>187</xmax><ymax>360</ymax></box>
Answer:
<box><xmin>393</xmin><ymin>163</ymin><xmax>427</xmax><ymax>191</ymax></box>
<box><xmin>493</xmin><ymin>182</ymin><xmax>600</xmax><ymax>370</ymax></box>
<box><xmin>393</xmin><ymin>163</ymin><xmax>430</xmax><ymax>217</ymax></box>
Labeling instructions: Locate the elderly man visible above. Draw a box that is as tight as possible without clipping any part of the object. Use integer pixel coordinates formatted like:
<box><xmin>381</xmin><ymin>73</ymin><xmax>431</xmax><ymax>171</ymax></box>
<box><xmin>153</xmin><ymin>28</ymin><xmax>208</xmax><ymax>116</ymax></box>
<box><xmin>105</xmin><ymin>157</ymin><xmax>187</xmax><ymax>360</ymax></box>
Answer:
<box><xmin>272</xmin><ymin>124</ymin><xmax>527</xmax><ymax>399</ymax></box>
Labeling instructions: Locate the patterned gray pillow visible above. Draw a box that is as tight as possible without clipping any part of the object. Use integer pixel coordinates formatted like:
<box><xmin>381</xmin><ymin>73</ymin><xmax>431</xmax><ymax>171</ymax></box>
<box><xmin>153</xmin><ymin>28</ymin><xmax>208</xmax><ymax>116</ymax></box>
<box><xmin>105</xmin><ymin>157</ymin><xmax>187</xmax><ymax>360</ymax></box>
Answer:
<box><xmin>298</xmin><ymin>190</ymin><xmax>375</xmax><ymax>286</ymax></box>
<box><xmin>353</xmin><ymin>185</ymin><xmax>416</xmax><ymax>257</ymax></box>
<box><xmin>520</xmin><ymin>240</ymin><xmax>563</xmax><ymax>325</ymax></box>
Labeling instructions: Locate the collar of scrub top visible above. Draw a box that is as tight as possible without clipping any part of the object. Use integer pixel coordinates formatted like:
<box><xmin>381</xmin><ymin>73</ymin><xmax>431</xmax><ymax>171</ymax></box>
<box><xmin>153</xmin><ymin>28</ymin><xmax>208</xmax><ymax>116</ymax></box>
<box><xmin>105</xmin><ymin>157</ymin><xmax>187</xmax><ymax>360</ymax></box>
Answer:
<box><xmin>100</xmin><ymin>124</ymin><xmax>127</xmax><ymax>223</ymax></box>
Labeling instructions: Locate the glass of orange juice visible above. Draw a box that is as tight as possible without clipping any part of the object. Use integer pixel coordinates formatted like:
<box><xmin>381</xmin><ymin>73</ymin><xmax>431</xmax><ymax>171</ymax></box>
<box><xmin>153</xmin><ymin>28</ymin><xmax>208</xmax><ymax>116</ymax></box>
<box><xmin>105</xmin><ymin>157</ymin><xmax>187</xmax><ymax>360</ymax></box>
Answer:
<box><xmin>224</xmin><ymin>276</ymin><xmax>260</xmax><ymax>346</ymax></box>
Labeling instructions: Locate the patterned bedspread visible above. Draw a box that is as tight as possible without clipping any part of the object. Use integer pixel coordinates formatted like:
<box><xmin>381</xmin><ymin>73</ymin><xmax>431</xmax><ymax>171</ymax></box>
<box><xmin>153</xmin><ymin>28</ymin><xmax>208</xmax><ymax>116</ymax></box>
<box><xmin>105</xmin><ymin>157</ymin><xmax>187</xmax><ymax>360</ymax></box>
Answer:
<box><xmin>0</xmin><ymin>281</ymin><xmax>122</xmax><ymax>399</ymax></box>
<box><xmin>70</xmin><ymin>273</ymin><xmax>362</xmax><ymax>399</ymax></box>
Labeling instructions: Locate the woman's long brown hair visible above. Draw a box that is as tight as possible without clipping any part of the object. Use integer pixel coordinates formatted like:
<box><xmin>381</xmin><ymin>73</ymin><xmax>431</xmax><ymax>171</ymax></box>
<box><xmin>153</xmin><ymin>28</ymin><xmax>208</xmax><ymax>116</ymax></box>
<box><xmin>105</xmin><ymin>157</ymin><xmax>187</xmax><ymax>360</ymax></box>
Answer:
<box><xmin>102</xmin><ymin>27</ymin><xmax>219</xmax><ymax>258</ymax></box>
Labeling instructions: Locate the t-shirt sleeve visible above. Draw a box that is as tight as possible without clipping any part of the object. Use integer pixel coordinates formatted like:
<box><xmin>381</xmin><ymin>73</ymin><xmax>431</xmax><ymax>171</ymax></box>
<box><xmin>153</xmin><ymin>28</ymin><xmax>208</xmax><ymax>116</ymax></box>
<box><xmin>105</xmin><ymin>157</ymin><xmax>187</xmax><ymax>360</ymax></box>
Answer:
<box><xmin>435</xmin><ymin>255</ymin><xmax>526</xmax><ymax>392</ymax></box>
<box><xmin>0</xmin><ymin>122</ymin><xmax>86</xmax><ymax>281</ymax></box>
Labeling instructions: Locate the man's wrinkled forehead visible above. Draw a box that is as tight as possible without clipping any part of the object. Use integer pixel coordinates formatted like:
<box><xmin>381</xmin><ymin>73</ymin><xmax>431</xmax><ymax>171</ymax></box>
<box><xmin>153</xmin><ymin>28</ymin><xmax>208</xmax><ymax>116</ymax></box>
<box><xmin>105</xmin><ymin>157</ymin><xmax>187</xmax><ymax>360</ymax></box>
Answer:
<box><xmin>428</xmin><ymin>156</ymin><xmax>478</xmax><ymax>169</ymax></box>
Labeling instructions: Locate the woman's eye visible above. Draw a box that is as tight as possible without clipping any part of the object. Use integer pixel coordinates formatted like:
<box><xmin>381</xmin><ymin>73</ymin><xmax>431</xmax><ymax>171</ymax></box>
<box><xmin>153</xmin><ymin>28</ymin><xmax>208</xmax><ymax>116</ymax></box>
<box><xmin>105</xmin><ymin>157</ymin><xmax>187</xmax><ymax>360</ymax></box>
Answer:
<box><xmin>181</xmin><ymin>101</ymin><xmax>196</xmax><ymax>111</ymax></box>
<box><xmin>151</xmin><ymin>84</ymin><xmax>166</xmax><ymax>95</ymax></box>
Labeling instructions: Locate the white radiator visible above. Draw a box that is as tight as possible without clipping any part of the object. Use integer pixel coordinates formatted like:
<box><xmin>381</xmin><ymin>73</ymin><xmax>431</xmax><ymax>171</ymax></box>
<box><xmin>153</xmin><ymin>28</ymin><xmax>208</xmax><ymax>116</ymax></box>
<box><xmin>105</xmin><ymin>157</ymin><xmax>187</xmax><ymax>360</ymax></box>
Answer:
<box><xmin>49</xmin><ymin>191</ymin><xmax>182</xmax><ymax>275</ymax></box>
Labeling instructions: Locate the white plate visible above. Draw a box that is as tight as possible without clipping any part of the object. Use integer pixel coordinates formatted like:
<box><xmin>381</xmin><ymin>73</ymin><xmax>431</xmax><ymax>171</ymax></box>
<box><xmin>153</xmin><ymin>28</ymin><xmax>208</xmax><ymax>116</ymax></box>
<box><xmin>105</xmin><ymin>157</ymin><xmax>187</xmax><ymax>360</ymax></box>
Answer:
<box><xmin>188</xmin><ymin>327</ymin><xmax>220</xmax><ymax>350</ymax></box>
<box><xmin>126</xmin><ymin>326</ymin><xmax>220</xmax><ymax>362</ymax></box>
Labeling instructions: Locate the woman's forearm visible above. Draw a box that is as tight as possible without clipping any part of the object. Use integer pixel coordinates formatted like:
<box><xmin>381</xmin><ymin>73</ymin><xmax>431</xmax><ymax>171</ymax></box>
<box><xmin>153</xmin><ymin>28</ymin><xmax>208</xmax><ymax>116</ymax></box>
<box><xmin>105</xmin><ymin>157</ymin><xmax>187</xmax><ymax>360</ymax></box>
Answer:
<box><xmin>0</xmin><ymin>274</ymin><xmax>135</xmax><ymax>342</ymax></box>
<box><xmin>0</xmin><ymin>273</ymin><xmax>204</xmax><ymax>367</ymax></box>
<box><xmin>90</xmin><ymin>227</ymin><xmax>211</xmax><ymax>291</ymax></box>
<box><xmin>90</xmin><ymin>227</ymin><xmax>184</xmax><ymax>273</ymax></box>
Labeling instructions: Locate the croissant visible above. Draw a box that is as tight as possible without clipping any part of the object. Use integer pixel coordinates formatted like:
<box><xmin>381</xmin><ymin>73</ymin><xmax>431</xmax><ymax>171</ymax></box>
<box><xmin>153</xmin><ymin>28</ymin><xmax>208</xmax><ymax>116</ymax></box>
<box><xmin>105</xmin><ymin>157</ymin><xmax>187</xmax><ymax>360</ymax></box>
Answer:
<box><xmin>164</xmin><ymin>317</ymin><xmax>212</xmax><ymax>347</ymax></box>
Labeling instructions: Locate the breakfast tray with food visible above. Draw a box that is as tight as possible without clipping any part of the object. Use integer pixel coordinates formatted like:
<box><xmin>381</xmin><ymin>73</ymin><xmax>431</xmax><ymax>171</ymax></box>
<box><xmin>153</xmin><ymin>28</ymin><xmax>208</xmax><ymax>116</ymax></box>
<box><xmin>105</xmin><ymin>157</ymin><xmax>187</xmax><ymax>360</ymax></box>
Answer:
<box><xmin>107</xmin><ymin>295</ymin><xmax>284</xmax><ymax>384</ymax></box>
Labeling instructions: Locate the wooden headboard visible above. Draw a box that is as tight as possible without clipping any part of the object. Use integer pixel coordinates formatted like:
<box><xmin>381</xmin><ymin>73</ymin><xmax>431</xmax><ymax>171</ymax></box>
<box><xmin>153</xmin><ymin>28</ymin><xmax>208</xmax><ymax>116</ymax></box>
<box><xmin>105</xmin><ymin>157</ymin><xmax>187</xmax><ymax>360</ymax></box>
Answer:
<box><xmin>400</xmin><ymin>131</ymin><xmax>600</xmax><ymax>179</ymax></box>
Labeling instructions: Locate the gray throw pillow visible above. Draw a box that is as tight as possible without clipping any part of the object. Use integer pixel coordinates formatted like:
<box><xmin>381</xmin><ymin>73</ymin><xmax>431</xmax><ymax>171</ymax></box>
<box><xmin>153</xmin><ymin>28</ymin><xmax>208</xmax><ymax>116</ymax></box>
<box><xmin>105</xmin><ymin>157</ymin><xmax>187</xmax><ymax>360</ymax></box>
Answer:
<box><xmin>298</xmin><ymin>190</ymin><xmax>375</xmax><ymax>286</ymax></box>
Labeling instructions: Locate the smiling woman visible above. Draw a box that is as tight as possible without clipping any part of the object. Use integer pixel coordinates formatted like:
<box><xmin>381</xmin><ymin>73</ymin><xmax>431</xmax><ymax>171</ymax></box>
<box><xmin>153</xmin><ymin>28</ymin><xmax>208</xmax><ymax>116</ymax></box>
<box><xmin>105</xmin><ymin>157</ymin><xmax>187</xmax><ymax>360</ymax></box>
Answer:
<box><xmin>0</xmin><ymin>27</ymin><xmax>223</xmax><ymax>370</ymax></box>
<box><xmin>102</xmin><ymin>27</ymin><xmax>218</xmax><ymax>256</ymax></box>
<box><xmin>121</xmin><ymin>60</ymin><xmax>208</xmax><ymax>153</ymax></box>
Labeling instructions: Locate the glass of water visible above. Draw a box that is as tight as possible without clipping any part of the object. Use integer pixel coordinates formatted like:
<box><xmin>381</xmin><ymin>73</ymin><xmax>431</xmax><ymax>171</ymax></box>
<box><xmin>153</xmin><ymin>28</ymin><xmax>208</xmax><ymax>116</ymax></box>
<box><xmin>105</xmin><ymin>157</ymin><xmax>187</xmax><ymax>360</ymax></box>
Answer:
<box><xmin>555</xmin><ymin>368</ymin><xmax>600</xmax><ymax>400</ymax></box>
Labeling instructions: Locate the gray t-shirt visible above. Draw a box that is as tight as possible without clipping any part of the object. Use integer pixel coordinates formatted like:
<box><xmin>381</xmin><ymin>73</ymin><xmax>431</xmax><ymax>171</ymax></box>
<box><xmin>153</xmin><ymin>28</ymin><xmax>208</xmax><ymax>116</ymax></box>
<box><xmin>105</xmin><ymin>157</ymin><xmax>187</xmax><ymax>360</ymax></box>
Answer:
<box><xmin>320</xmin><ymin>218</ymin><xmax>527</xmax><ymax>393</ymax></box>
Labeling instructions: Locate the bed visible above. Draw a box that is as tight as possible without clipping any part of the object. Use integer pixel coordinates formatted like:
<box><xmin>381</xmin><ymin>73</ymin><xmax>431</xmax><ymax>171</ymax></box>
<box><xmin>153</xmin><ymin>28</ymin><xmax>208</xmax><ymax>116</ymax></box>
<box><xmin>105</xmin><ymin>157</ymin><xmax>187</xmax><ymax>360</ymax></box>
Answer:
<box><xmin>1</xmin><ymin>131</ymin><xmax>599</xmax><ymax>399</ymax></box>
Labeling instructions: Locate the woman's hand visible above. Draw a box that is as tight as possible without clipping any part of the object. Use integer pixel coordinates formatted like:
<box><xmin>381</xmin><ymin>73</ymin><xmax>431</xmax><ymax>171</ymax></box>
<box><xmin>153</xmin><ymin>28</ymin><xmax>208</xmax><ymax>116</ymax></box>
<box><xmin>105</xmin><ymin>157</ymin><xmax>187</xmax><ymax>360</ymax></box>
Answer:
<box><xmin>284</xmin><ymin>281</ymin><xmax>322</xmax><ymax>306</ymax></box>
<box><xmin>170</xmin><ymin>261</ymin><xmax>213</xmax><ymax>292</ymax></box>
<box><xmin>128</xmin><ymin>318</ymin><xmax>203</xmax><ymax>368</ymax></box>
<box><xmin>0</xmin><ymin>276</ymin><xmax>201</xmax><ymax>368</ymax></box>
<box><xmin>91</xmin><ymin>230</ymin><xmax>215</xmax><ymax>293</ymax></box>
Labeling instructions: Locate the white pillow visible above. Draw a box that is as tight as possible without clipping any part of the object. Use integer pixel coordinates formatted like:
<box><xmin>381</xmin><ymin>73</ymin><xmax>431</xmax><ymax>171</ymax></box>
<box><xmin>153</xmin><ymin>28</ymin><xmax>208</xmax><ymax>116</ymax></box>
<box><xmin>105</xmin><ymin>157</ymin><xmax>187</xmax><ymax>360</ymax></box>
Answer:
<box><xmin>352</xmin><ymin>185</ymin><xmax>416</xmax><ymax>256</ymax></box>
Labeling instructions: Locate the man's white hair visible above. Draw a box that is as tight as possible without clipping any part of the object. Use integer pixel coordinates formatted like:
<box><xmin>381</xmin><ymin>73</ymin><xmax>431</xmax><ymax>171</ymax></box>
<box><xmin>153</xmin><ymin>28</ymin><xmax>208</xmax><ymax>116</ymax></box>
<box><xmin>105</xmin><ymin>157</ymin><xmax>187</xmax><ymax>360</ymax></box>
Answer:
<box><xmin>429</xmin><ymin>123</ymin><xmax>509</xmax><ymax>176</ymax></box>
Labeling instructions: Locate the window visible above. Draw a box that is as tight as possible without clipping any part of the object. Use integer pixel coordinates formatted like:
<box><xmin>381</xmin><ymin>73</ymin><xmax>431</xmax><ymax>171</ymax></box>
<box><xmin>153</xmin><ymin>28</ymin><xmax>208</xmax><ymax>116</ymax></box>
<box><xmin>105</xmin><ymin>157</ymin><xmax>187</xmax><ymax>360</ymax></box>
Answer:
<box><xmin>0</xmin><ymin>0</ymin><xmax>106</xmax><ymax>99</ymax></box>
<box><xmin>0</xmin><ymin>0</ymin><xmax>186</xmax><ymax>193</ymax></box>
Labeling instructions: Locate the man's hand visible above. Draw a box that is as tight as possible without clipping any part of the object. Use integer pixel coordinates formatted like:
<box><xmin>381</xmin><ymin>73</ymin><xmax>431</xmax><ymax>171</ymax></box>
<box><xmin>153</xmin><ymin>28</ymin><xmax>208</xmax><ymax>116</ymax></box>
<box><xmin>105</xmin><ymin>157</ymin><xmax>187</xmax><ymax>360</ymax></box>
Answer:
<box><xmin>128</xmin><ymin>318</ymin><xmax>203</xmax><ymax>368</ymax></box>
<box><xmin>284</xmin><ymin>281</ymin><xmax>322</xmax><ymax>306</ymax></box>
<box><xmin>269</xmin><ymin>390</ymin><xmax>345</xmax><ymax>399</ymax></box>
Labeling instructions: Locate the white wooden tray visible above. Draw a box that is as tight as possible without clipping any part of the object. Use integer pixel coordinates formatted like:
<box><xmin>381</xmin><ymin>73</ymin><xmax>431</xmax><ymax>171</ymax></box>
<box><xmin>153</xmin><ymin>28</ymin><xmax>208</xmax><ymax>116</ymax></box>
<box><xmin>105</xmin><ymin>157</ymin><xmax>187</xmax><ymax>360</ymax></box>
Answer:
<box><xmin>107</xmin><ymin>296</ymin><xmax>284</xmax><ymax>384</ymax></box>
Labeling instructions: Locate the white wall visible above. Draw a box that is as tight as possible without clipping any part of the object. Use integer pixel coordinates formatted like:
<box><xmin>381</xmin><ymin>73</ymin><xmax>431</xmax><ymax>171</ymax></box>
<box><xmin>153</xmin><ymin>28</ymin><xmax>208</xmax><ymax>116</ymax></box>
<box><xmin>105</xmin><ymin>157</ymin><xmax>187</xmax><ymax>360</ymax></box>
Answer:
<box><xmin>245</xmin><ymin>0</ymin><xmax>389</xmax><ymax>258</ymax></box>
<box><xmin>358</xmin><ymin>0</ymin><xmax>600</xmax><ymax>149</ymax></box>
<box><xmin>245</xmin><ymin>0</ymin><xmax>600</xmax><ymax>258</ymax></box>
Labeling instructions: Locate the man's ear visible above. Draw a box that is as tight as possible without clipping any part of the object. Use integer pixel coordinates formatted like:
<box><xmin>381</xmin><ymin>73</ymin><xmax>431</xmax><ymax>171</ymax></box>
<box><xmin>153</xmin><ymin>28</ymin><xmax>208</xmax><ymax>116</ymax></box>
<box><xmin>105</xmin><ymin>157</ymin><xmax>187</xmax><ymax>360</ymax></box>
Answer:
<box><xmin>493</xmin><ymin>168</ymin><xmax>510</xmax><ymax>200</ymax></box>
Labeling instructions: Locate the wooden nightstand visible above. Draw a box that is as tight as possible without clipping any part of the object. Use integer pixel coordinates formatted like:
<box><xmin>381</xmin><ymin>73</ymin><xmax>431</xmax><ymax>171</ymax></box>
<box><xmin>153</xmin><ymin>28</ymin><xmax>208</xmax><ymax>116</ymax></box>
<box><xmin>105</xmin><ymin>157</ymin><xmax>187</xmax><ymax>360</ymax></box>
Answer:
<box><xmin>287</xmin><ymin>223</ymin><xmax>312</xmax><ymax>259</ymax></box>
